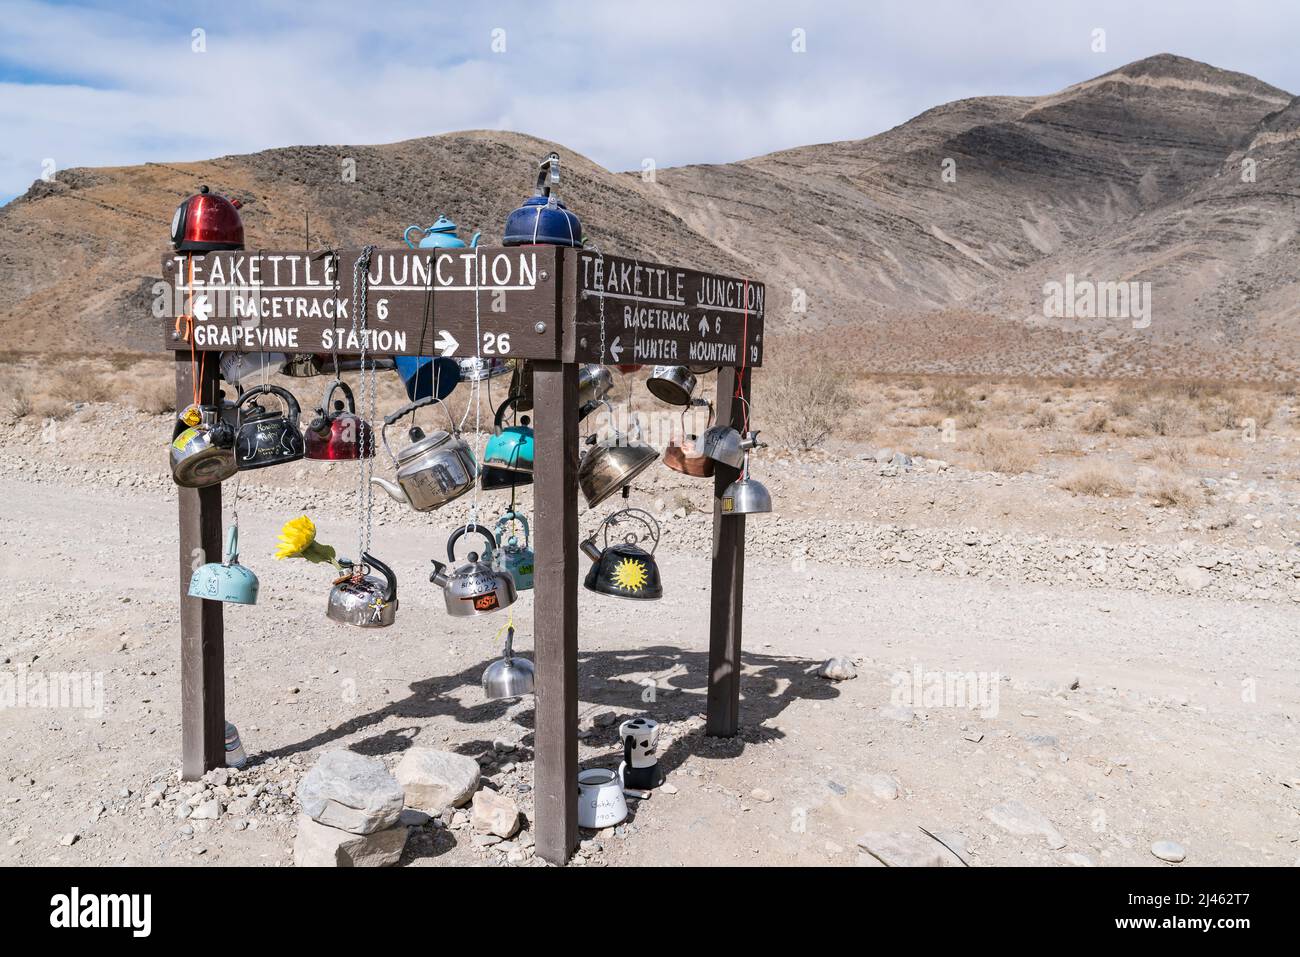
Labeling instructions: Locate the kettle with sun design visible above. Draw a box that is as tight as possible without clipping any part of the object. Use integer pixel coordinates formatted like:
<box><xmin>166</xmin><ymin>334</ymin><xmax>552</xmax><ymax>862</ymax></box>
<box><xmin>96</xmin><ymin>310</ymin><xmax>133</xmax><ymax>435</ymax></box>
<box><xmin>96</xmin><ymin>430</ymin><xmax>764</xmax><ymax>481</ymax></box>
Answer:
<box><xmin>580</xmin><ymin>508</ymin><xmax>663</xmax><ymax>601</ymax></box>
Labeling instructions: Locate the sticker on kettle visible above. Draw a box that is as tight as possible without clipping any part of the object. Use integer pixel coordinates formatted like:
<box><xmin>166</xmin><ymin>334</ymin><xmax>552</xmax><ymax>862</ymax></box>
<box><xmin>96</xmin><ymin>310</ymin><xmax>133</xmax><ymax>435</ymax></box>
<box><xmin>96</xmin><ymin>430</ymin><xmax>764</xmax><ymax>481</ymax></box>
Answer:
<box><xmin>721</xmin><ymin>496</ymin><xmax>735</xmax><ymax>513</ymax></box>
<box><xmin>468</xmin><ymin>592</ymin><xmax>500</xmax><ymax>612</ymax></box>
<box><xmin>610</xmin><ymin>558</ymin><xmax>649</xmax><ymax>593</ymax></box>
<box><xmin>172</xmin><ymin>427</ymin><xmax>200</xmax><ymax>451</ymax></box>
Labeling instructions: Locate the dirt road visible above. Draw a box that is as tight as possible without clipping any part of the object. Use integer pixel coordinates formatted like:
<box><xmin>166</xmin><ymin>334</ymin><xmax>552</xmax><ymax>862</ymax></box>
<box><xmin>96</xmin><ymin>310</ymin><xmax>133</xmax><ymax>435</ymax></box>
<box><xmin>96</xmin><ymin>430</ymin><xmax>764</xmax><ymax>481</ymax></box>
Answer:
<box><xmin>2</xmin><ymin>470</ymin><xmax>1297</xmax><ymax>866</ymax></box>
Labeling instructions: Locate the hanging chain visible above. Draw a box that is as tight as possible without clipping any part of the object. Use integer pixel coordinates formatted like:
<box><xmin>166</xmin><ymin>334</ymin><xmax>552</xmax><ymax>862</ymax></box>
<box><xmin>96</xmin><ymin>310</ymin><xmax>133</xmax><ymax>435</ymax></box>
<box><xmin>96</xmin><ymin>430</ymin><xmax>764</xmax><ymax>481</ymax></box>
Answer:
<box><xmin>352</xmin><ymin>245</ymin><xmax>377</xmax><ymax>566</ymax></box>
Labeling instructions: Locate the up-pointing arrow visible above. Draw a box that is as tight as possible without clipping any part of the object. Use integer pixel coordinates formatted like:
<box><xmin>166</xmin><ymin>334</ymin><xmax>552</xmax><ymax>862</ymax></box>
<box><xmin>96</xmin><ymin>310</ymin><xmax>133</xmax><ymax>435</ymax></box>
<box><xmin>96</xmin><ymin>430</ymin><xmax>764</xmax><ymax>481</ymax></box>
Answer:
<box><xmin>609</xmin><ymin>336</ymin><xmax>623</xmax><ymax>362</ymax></box>
<box><xmin>697</xmin><ymin>316</ymin><xmax>709</xmax><ymax>336</ymax></box>
<box><xmin>434</xmin><ymin>330</ymin><xmax>459</xmax><ymax>356</ymax></box>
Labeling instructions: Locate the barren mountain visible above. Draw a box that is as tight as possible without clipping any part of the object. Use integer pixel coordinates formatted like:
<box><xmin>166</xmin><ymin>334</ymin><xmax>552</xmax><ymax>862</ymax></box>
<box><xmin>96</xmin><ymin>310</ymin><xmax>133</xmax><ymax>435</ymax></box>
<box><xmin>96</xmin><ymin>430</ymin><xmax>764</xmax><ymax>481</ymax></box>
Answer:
<box><xmin>1</xmin><ymin>53</ymin><xmax>1296</xmax><ymax>378</ymax></box>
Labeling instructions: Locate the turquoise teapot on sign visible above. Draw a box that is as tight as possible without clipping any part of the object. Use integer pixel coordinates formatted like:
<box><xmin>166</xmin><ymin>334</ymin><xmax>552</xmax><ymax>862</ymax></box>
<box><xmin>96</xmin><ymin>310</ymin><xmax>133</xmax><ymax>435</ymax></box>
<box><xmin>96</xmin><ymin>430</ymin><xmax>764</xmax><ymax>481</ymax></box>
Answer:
<box><xmin>483</xmin><ymin>397</ymin><xmax>534</xmax><ymax>475</ymax></box>
<box><xmin>403</xmin><ymin>214</ymin><xmax>480</xmax><ymax>251</ymax></box>
<box><xmin>493</xmin><ymin>511</ymin><xmax>534</xmax><ymax>592</ymax></box>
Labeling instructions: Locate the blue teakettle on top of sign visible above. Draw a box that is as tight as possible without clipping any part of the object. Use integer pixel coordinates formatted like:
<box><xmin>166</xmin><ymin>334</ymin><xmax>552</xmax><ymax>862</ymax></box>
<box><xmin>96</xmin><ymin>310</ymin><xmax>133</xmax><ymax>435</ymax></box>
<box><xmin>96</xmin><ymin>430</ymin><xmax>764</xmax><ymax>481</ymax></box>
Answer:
<box><xmin>396</xmin><ymin>214</ymin><xmax>477</xmax><ymax>401</ymax></box>
<box><xmin>503</xmin><ymin>152</ymin><xmax>583</xmax><ymax>248</ymax></box>
<box><xmin>403</xmin><ymin>214</ymin><xmax>480</xmax><ymax>251</ymax></box>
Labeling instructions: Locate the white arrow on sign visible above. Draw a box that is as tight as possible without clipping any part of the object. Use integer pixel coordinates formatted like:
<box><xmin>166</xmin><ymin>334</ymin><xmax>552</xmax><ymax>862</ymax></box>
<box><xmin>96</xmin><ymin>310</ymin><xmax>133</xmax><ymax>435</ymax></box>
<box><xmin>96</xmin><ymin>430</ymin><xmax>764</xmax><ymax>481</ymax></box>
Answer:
<box><xmin>697</xmin><ymin>316</ymin><xmax>709</xmax><ymax>336</ymax></box>
<box><xmin>609</xmin><ymin>336</ymin><xmax>622</xmax><ymax>362</ymax></box>
<box><xmin>192</xmin><ymin>294</ymin><xmax>211</xmax><ymax>322</ymax></box>
<box><xmin>434</xmin><ymin>330</ymin><xmax>459</xmax><ymax>356</ymax></box>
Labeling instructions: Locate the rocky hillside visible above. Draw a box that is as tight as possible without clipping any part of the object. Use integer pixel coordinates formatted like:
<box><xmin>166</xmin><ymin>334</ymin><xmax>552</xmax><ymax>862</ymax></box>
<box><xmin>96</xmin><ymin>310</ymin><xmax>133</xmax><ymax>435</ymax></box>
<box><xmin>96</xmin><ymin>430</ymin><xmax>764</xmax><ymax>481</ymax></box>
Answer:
<box><xmin>1</xmin><ymin>54</ymin><xmax>1296</xmax><ymax>379</ymax></box>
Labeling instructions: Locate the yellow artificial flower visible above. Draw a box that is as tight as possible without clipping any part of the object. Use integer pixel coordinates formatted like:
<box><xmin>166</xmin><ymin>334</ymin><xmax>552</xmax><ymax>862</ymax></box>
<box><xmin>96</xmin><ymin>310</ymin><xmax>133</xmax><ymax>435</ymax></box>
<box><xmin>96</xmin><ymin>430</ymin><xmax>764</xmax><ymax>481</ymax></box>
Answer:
<box><xmin>274</xmin><ymin>515</ymin><xmax>338</xmax><ymax>566</ymax></box>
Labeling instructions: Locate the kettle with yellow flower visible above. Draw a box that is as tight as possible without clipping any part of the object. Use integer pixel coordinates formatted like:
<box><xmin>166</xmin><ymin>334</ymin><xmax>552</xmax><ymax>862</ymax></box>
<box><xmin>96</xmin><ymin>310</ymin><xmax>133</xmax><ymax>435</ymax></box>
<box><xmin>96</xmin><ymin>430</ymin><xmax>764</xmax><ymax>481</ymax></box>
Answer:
<box><xmin>580</xmin><ymin>508</ymin><xmax>663</xmax><ymax>600</ymax></box>
<box><xmin>275</xmin><ymin>515</ymin><xmax>398</xmax><ymax>627</ymax></box>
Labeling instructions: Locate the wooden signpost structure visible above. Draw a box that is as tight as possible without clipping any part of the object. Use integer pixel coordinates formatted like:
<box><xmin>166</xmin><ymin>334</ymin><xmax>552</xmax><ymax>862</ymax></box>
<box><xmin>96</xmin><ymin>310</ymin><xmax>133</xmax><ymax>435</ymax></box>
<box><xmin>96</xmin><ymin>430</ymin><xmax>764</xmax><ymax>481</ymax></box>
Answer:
<box><xmin>164</xmin><ymin>245</ymin><xmax>764</xmax><ymax>864</ymax></box>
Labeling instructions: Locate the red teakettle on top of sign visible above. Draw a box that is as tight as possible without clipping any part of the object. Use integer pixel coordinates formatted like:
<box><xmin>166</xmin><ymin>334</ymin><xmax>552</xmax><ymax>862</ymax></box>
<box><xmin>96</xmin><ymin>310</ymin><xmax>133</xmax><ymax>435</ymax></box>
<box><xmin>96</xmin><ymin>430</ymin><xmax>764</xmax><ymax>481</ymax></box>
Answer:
<box><xmin>171</xmin><ymin>185</ymin><xmax>244</xmax><ymax>252</ymax></box>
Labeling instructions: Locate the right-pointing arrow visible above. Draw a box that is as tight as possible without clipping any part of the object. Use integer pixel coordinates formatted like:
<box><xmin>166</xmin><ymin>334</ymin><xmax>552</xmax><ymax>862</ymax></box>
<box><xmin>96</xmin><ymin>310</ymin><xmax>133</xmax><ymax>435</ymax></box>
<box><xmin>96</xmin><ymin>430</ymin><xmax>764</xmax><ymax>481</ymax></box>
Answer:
<box><xmin>434</xmin><ymin>330</ymin><xmax>459</xmax><ymax>356</ymax></box>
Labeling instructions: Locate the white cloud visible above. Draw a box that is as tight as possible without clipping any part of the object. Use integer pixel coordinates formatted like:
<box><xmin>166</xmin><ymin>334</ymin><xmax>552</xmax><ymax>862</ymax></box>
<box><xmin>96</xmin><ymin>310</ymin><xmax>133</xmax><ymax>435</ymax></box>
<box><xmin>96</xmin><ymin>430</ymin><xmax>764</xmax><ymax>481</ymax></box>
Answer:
<box><xmin>1</xmin><ymin>0</ymin><xmax>1296</xmax><ymax>198</ymax></box>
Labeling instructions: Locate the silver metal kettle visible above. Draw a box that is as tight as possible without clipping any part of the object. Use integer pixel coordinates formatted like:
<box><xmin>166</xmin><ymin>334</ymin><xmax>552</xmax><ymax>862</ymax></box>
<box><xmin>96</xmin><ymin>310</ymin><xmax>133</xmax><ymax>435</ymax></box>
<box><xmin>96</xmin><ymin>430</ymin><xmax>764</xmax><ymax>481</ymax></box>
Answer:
<box><xmin>326</xmin><ymin>552</ymin><xmax>399</xmax><ymax>627</ymax></box>
<box><xmin>371</xmin><ymin>395</ymin><xmax>477</xmax><ymax>511</ymax></box>
<box><xmin>429</xmin><ymin>524</ymin><xmax>517</xmax><ymax>617</ymax></box>
<box><xmin>482</xmin><ymin>625</ymin><xmax>535</xmax><ymax>700</ymax></box>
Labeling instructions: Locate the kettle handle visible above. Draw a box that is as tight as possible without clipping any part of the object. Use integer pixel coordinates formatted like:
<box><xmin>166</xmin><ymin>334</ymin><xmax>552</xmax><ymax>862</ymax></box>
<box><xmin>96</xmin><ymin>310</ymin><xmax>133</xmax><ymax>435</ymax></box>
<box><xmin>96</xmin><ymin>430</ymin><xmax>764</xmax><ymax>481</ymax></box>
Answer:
<box><xmin>492</xmin><ymin>395</ymin><xmax>522</xmax><ymax>434</ymax></box>
<box><xmin>383</xmin><ymin>393</ymin><xmax>456</xmax><ymax>430</ymax></box>
<box><xmin>402</xmin><ymin>225</ymin><xmax>425</xmax><ymax>249</ymax></box>
<box><xmin>321</xmin><ymin>378</ymin><xmax>357</xmax><ymax>414</ymax></box>
<box><xmin>448</xmin><ymin>523</ymin><xmax>496</xmax><ymax>563</ymax></box>
<box><xmin>535</xmin><ymin>152</ymin><xmax>561</xmax><ymax>203</ymax></box>
<box><xmin>602</xmin><ymin>507</ymin><xmax>661</xmax><ymax>555</ymax></box>
<box><xmin>494</xmin><ymin>510</ymin><xmax>529</xmax><ymax>548</ymax></box>
<box><xmin>361</xmin><ymin>551</ymin><xmax>398</xmax><ymax>604</ymax></box>
<box><xmin>239</xmin><ymin>384</ymin><xmax>301</xmax><ymax>424</ymax></box>
<box><xmin>469</xmin><ymin>231</ymin><xmax>481</xmax><ymax>248</ymax></box>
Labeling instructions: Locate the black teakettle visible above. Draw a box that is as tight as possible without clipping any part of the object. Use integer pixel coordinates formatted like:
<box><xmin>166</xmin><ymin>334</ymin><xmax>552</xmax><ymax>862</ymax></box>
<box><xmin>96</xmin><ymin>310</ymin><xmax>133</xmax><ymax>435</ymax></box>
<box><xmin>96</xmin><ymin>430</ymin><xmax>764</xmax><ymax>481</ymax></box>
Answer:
<box><xmin>235</xmin><ymin>385</ymin><xmax>304</xmax><ymax>471</ymax></box>
<box><xmin>580</xmin><ymin>509</ymin><xmax>663</xmax><ymax>601</ymax></box>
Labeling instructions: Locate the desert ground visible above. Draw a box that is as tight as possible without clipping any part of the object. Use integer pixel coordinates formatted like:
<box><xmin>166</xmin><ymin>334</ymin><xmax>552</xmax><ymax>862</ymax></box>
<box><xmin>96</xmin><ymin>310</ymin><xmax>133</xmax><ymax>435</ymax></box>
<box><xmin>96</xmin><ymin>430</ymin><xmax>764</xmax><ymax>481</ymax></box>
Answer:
<box><xmin>1</xmin><ymin>354</ymin><xmax>1297</xmax><ymax>866</ymax></box>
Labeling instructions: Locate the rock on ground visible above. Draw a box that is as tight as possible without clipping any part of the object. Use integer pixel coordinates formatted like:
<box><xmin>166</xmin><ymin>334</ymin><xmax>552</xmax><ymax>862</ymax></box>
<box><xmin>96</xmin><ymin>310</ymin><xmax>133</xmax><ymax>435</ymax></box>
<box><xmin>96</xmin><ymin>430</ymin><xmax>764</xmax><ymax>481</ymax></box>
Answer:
<box><xmin>856</xmin><ymin>830</ymin><xmax>963</xmax><ymax>867</ymax></box>
<box><xmin>296</xmin><ymin>750</ymin><xmax>404</xmax><ymax>835</ymax></box>
<box><xmin>984</xmin><ymin>799</ymin><xmax>1067</xmax><ymax>849</ymax></box>
<box><xmin>1151</xmin><ymin>840</ymin><xmax>1187</xmax><ymax>863</ymax></box>
<box><xmin>818</xmin><ymin>657</ymin><xmax>857</xmax><ymax>681</ymax></box>
<box><xmin>471</xmin><ymin>789</ymin><xmax>521</xmax><ymax>839</ymax></box>
<box><xmin>292</xmin><ymin>813</ymin><xmax>408</xmax><ymax>867</ymax></box>
<box><xmin>394</xmin><ymin>748</ymin><xmax>481</xmax><ymax>812</ymax></box>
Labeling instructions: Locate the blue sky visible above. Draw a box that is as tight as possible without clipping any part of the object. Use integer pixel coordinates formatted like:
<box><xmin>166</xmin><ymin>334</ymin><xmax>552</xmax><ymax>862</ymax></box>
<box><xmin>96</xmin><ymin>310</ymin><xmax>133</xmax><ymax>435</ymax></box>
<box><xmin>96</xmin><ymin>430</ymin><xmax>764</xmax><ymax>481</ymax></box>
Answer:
<box><xmin>2</xmin><ymin>0</ymin><xmax>1298</xmax><ymax>203</ymax></box>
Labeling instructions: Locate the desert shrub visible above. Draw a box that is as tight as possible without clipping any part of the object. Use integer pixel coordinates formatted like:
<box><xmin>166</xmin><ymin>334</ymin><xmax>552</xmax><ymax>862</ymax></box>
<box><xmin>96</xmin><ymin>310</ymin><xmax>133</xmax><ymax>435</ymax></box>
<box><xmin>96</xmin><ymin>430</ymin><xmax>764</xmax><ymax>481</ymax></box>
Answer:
<box><xmin>1029</xmin><ymin>407</ymin><xmax>1057</xmax><ymax>429</ymax></box>
<box><xmin>764</xmin><ymin>356</ymin><xmax>853</xmax><ymax>451</ymax></box>
<box><xmin>1108</xmin><ymin>393</ymin><xmax>1137</xmax><ymax>419</ymax></box>
<box><xmin>966</xmin><ymin>428</ymin><xmax>1038</xmax><ymax>474</ymax></box>
<box><xmin>1079</xmin><ymin>405</ymin><xmax>1109</xmax><ymax>433</ymax></box>
<box><xmin>128</xmin><ymin>378</ymin><xmax>176</xmax><ymax>415</ymax></box>
<box><xmin>1147</xmin><ymin>472</ymin><xmax>1203</xmax><ymax>509</ymax></box>
<box><xmin>1059</xmin><ymin>461</ymin><xmax>1130</xmax><ymax>496</ymax></box>
<box><xmin>3</xmin><ymin>387</ymin><xmax>32</xmax><ymax>421</ymax></box>
<box><xmin>1139</xmin><ymin>440</ymin><xmax>1189</xmax><ymax>468</ymax></box>
<box><xmin>1137</xmin><ymin>397</ymin><xmax>1194</xmax><ymax>436</ymax></box>
<box><xmin>931</xmin><ymin>383</ymin><xmax>977</xmax><ymax>417</ymax></box>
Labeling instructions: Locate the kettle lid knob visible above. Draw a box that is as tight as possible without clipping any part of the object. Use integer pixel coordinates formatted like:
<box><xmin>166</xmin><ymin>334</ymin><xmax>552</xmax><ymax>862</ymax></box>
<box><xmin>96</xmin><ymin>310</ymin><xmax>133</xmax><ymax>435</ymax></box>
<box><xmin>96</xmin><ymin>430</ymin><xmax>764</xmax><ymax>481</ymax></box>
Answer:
<box><xmin>409</xmin><ymin>426</ymin><xmax>425</xmax><ymax>441</ymax></box>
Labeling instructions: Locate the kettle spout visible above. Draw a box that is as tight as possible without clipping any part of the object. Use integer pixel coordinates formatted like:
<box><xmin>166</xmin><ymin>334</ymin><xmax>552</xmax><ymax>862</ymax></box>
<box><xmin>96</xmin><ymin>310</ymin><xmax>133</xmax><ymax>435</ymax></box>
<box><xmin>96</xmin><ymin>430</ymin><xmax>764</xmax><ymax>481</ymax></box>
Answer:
<box><xmin>370</xmin><ymin>476</ymin><xmax>410</xmax><ymax>505</ymax></box>
<box><xmin>429</xmin><ymin>559</ymin><xmax>449</xmax><ymax>589</ymax></box>
<box><xmin>579</xmin><ymin>538</ymin><xmax>602</xmax><ymax>563</ymax></box>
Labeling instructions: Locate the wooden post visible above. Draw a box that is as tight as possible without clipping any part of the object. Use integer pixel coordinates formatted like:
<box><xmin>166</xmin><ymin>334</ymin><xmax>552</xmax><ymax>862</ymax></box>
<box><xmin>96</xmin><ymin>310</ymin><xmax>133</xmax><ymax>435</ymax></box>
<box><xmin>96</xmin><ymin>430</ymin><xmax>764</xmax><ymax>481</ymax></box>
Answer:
<box><xmin>175</xmin><ymin>351</ymin><xmax>226</xmax><ymax>780</ymax></box>
<box><xmin>706</xmin><ymin>365</ymin><xmax>751</xmax><ymax>737</ymax></box>
<box><xmin>531</xmin><ymin>358</ymin><xmax>580</xmax><ymax>864</ymax></box>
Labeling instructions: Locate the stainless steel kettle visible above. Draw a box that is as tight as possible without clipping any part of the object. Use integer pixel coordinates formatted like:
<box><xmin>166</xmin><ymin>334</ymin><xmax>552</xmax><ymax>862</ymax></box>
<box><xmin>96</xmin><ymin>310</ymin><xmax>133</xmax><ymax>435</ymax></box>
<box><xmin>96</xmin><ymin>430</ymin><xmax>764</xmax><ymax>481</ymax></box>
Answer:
<box><xmin>481</xmin><ymin>625</ymin><xmax>535</xmax><ymax>700</ymax></box>
<box><xmin>371</xmin><ymin>396</ymin><xmax>477</xmax><ymax>511</ymax></box>
<box><xmin>578</xmin><ymin>412</ymin><xmax>660</xmax><ymax>507</ymax></box>
<box><xmin>698</xmin><ymin>426</ymin><xmax>764</xmax><ymax>469</ymax></box>
<box><xmin>171</xmin><ymin>404</ymin><xmax>236</xmax><ymax>488</ymax></box>
<box><xmin>429</xmin><ymin>524</ymin><xmax>517</xmax><ymax>617</ymax></box>
<box><xmin>326</xmin><ymin>552</ymin><xmax>399</xmax><ymax>628</ymax></box>
<box><xmin>646</xmin><ymin>365</ymin><xmax>697</xmax><ymax>406</ymax></box>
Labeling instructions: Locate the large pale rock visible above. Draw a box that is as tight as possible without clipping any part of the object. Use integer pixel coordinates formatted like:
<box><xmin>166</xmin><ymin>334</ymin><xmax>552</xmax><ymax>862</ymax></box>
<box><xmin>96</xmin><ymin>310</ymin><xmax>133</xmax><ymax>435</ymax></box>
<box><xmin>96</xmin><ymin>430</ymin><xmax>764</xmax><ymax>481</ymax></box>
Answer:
<box><xmin>293</xmin><ymin>813</ymin><xmax>407</xmax><ymax>867</ymax></box>
<box><xmin>296</xmin><ymin>750</ymin><xmax>404</xmax><ymax>835</ymax></box>
<box><xmin>856</xmin><ymin>830</ymin><xmax>962</xmax><ymax>867</ymax></box>
<box><xmin>984</xmin><ymin>799</ymin><xmax>1066</xmax><ymax>849</ymax></box>
<box><xmin>394</xmin><ymin>748</ymin><xmax>480</xmax><ymax>812</ymax></box>
<box><xmin>471</xmin><ymin>789</ymin><xmax>521</xmax><ymax>839</ymax></box>
<box><xmin>818</xmin><ymin>657</ymin><xmax>857</xmax><ymax>681</ymax></box>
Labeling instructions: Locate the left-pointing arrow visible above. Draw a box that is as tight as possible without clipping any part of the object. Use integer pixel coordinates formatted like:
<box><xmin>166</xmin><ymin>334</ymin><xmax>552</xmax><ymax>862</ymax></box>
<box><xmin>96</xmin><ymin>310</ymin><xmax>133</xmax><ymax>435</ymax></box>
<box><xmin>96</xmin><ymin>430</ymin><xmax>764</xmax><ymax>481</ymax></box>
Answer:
<box><xmin>192</xmin><ymin>294</ymin><xmax>211</xmax><ymax>322</ymax></box>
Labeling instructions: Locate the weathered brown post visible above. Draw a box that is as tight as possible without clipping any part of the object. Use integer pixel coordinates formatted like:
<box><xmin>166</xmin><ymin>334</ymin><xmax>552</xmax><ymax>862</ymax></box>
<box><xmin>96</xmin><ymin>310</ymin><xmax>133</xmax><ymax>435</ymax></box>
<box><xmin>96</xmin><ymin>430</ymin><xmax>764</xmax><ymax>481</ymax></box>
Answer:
<box><xmin>530</xmin><ymin>359</ymin><xmax>580</xmax><ymax>863</ymax></box>
<box><xmin>174</xmin><ymin>351</ymin><xmax>226</xmax><ymax>779</ymax></box>
<box><xmin>706</xmin><ymin>365</ymin><xmax>751</xmax><ymax>737</ymax></box>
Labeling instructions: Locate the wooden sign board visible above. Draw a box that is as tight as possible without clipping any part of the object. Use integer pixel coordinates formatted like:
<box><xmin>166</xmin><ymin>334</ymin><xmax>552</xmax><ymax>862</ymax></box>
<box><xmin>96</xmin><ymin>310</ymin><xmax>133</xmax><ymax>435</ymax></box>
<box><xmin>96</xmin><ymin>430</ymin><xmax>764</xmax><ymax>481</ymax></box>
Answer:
<box><xmin>161</xmin><ymin>246</ymin><xmax>562</xmax><ymax>359</ymax></box>
<box><xmin>573</xmin><ymin>252</ymin><xmax>764</xmax><ymax>368</ymax></box>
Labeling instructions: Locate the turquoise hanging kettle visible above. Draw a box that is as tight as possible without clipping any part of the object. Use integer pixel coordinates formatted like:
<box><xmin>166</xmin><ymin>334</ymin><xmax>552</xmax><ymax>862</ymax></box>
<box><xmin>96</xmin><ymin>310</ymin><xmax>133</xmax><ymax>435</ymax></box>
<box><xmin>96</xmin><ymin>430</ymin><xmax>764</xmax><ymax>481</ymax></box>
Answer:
<box><xmin>483</xmin><ymin>396</ymin><xmax>534</xmax><ymax>475</ymax></box>
<box><xmin>403</xmin><ymin>214</ymin><xmax>481</xmax><ymax>251</ymax></box>
<box><xmin>188</xmin><ymin>525</ymin><xmax>259</xmax><ymax>605</ymax></box>
<box><xmin>493</xmin><ymin>511</ymin><xmax>535</xmax><ymax>592</ymax></box>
